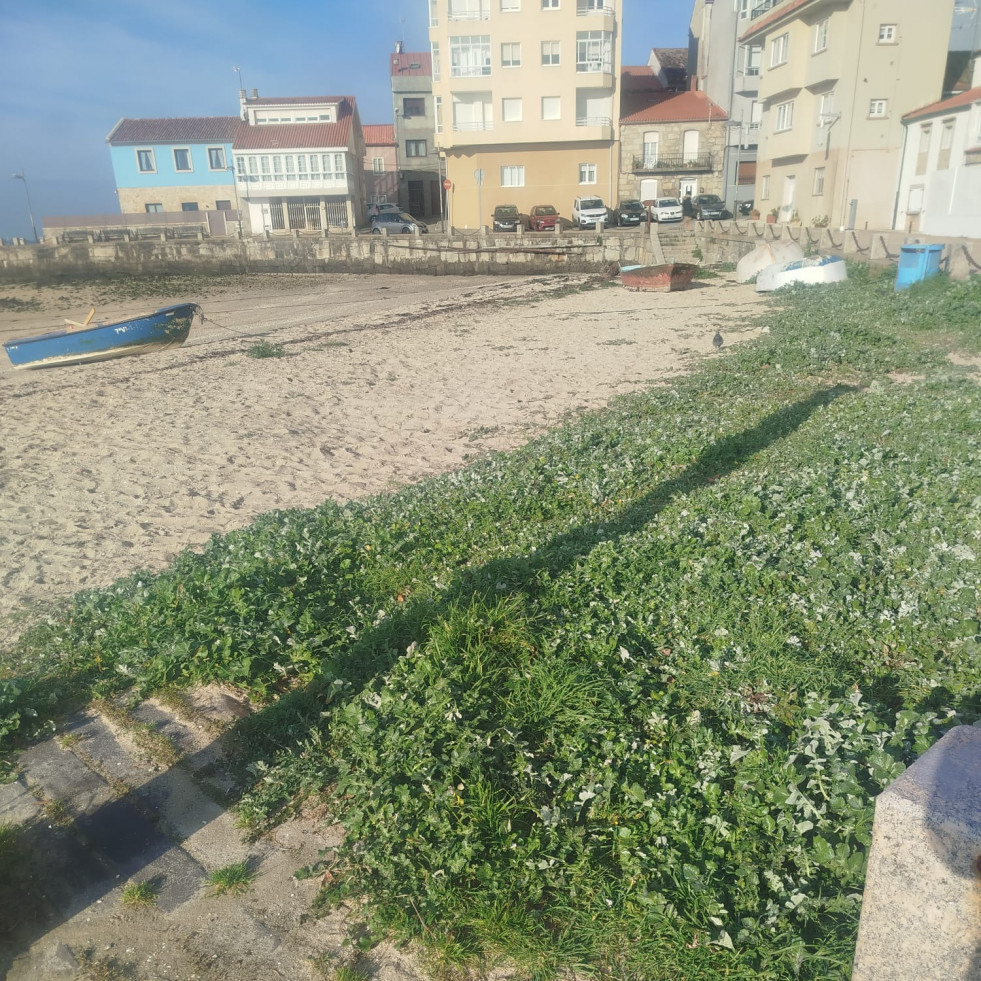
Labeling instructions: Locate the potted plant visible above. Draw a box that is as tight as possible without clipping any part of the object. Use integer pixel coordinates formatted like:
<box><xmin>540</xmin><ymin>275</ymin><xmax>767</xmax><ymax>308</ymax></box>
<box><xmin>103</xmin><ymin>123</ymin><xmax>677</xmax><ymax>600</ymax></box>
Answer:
<box><xmin>766</xmin><ymin>207</ymin><xmax>779</xmax><ymax>224</ymax></box>
<box><xmin>749</xmin><ymin>208</ymin><xmax>761</xmax><ymax>220</ymax></box>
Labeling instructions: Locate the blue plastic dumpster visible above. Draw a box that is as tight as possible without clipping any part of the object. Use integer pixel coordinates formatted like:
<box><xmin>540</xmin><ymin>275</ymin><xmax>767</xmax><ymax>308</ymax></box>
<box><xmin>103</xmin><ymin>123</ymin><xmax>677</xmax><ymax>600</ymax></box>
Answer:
<box><xmin>895</xmin><ymin>244</ymin><xmax>944</xmax><ymax>290</ymax></box>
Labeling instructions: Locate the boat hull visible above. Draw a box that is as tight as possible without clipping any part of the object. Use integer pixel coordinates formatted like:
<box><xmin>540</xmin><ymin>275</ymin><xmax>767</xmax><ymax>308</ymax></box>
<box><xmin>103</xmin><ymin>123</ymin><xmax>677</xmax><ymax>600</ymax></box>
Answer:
<box><xmin>755</xmin><ymin>255</ymin><xmax>847</xmax><ymax>292</ymax></box>
<box><xmin>620</xmin><ymin>262</ymin><xmax>697</xmax><ymax>292</ymax></box>
<box><xmin>3</xmin><ymin>303</ymin><xmax>202</xmax><ymax>369</ymax></box>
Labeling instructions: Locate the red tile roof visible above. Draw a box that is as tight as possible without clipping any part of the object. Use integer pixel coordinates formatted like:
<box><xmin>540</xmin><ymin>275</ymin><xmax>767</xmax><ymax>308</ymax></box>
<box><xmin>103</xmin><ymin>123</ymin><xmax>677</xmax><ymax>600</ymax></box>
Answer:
<box><xmin>233</xmin><ymin>121</ymin><xmax>353</xmax><ymax>151</ymax></box>
<box><xmin>106</xmin><ymin>117</ymin><xmax>240</xmax><ymax>144</ymax></box>
<box><xmin>363</xmin><ymin>124</ymin><xmax>396</xmax><ymax>145</ymax></box>
<box><xmin>389</xmin><ymin>52</ymin><xmax>432</xmax><ymax>77</ymax></box>
<box><xmin>621</xmin><ymin>89</ymin><xmax>728</xmax><ymax>124</ymax></box>
<box><xmin>903</xmin><ymin>86</ymin><xmax>981</xmax><ymax>123</ymax></box>
<box><xmin>739</xmin><ymin>0</ymin><xmax>813</xmax><ymax>42</ymax></box>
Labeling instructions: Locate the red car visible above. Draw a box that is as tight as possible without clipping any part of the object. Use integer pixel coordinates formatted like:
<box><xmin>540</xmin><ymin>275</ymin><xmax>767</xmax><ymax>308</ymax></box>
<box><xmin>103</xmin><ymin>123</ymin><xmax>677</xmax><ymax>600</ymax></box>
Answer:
<box><xmin>528</xmin><ymin>204</ymin><xmax>559</xmax><ymax>231</ymax></box>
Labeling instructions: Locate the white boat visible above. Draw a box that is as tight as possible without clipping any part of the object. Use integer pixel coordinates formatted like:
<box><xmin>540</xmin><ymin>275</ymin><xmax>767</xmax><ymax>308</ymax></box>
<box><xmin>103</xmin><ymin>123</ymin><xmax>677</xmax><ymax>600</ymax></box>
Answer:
<box><xmin>735</xmin><ymin>241</ymin><xmax>804</xmax><ymax>283</ymax></box>
<box><xmin>755</xmin><ymin>254</ymin><xmax>848</xmax><ymax>292</ymax></box>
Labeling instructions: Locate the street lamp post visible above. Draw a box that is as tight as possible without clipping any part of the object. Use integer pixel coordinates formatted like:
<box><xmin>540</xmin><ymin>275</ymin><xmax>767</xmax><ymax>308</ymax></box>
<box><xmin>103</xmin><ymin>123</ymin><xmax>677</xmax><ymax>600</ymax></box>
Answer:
<box><xmin>11</xmin><ymin>171</ymin><xmax>39</xmax><ymax>243</ymax></box>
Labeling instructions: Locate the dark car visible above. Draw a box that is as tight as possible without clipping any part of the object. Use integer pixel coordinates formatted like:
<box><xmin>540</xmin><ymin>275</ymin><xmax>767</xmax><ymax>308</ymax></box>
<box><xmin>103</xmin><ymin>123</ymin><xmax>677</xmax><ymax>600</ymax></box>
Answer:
<box><xmin>527</xmin><ymin>204</ymin><xmax>559</xmax><ymax>231</ymax></box>
<box><xmin>492</xmin><ymin>204</ymin><xmax>521</xmax><ymax>232</ymax></box>
<box><xmin>611</xmin><ymin>200</ymin><xmax>648</xmax><ymax>227</ymax></box>
<box><xmin>738</xmin><ymin>199</ymin><xmax>755</xmax><ymax>216</ymax></box>
<box><xmin>370</xmin><ymin>211</ymin><xmax>428</xmax><ymax>234</ymax></box>
<box><xmin>692</xmin><ymin>194</ymin><xmax>732</xmax><ymax>221</ymax></box>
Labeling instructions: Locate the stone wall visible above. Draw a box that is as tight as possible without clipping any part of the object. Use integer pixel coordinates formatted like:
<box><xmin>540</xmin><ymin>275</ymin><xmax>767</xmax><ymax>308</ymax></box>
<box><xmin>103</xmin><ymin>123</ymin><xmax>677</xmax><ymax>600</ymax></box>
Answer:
<box><xmin>0</xmin><ymin>228</ymin><xmax>651</xmax><ymax>284</ymax></box>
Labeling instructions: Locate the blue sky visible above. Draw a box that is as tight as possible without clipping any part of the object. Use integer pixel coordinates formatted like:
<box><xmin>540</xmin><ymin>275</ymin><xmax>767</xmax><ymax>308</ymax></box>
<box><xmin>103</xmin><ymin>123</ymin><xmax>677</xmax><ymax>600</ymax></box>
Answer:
<box><xmin>0</xmin><ymin>0</ymin><xmax>694</xmax><ymax>240</ymax></box>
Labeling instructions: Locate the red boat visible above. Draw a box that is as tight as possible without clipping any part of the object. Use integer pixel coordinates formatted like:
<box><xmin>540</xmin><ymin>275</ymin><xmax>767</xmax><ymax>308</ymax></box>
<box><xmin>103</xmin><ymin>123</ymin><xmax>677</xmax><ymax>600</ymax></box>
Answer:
<box><xmin>620</xmin><ymin>262</ymin><xmax>697</xmax><ymax>292</ymax></box>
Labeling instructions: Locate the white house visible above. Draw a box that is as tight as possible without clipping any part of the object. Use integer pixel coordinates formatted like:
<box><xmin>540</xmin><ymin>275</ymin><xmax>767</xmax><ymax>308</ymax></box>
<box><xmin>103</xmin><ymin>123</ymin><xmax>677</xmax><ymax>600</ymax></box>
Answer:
<box><xmin>895</xmin><ymin>73</ymin><xmax>981</xmax><ymax>236</ymax></box>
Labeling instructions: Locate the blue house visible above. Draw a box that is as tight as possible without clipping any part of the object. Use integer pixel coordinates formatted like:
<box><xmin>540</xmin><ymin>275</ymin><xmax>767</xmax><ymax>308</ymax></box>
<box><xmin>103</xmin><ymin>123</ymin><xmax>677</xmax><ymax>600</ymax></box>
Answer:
<box><xmin>106</xmin><ymin>117</ymin><xmax>240</xmax><ymax>216</ymax></box>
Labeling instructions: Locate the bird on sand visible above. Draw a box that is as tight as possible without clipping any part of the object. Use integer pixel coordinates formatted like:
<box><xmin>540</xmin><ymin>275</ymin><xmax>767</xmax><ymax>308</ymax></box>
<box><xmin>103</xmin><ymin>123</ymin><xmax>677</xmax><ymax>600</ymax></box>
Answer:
<box><xmin>712</xmin><ymin>330</ymin><xmax>724</xmax><ymax>350</ymax></box>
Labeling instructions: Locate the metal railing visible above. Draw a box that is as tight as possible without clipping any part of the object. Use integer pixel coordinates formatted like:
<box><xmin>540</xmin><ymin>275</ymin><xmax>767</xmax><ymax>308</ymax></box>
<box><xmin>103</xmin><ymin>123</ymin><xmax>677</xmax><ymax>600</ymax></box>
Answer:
<box><xmin>576</xmin><ymin>61</ymin><xmax>612</xmax><ymax>73</ymax></box>
<box><xmin>575</xmin><ymin>115</ymin><xmax>612</xmax><ymax>127</ymax></box>
<box><xmin>751</xmin><ymin>0</ymin><xmax>781</xmax><ymax>19</ymax></box>
<box><xmin>632</xmin><ymin>154</ymin><xmax>714</xmax><ymax>172</ymax></box>
<box><xmin>453</xmin><ymin>119</ymin><xmax>494</xmax><ymax>131</ymax></box>
<box><xmin>576</xmin><ymin>2</ymin><xmax>614</xmax><ymax>13</ymax></box>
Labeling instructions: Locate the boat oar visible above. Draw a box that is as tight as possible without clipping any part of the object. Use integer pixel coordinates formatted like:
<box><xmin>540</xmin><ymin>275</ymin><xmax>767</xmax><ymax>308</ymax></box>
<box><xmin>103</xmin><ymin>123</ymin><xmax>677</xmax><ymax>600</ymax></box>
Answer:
<box><xmin>64</xmin><ymin>309</ymin><xmax>96</xmax><ymax>332</ymax></box>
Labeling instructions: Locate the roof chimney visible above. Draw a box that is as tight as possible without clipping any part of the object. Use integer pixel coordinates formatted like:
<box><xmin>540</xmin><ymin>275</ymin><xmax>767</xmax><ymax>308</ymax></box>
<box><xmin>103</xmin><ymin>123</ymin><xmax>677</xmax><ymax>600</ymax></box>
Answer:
<box><xmin>250</xmin><ymin>88</ymin><xmax>258</xmax><ymax>99</ymax></box>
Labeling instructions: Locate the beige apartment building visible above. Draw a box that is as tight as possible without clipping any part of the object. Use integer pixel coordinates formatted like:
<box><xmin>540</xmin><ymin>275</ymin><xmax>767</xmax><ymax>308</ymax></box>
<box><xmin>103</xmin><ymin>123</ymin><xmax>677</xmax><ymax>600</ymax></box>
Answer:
<box><xmin>428</xmin><ymin>0</ymin><xmax>622</xmax><ymax>228</ymax></box>
<box><xmin>741</xmin><ymin>0</ymin><xmax>955</xmax><ymax>229</ymax></box>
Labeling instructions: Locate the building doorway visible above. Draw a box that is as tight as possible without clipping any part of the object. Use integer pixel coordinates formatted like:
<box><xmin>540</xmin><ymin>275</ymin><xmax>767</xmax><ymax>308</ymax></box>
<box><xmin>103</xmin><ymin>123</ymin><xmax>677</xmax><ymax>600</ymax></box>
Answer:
<box><xmin>408</xmin><ymin>180</ymin><xmax>425</xmax><ymax>217</ymax></box>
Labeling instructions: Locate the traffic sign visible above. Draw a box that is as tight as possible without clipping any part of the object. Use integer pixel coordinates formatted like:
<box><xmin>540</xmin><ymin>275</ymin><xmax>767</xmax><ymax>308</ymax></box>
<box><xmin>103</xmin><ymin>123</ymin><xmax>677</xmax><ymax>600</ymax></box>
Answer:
<box><xmin>443</xmin><ymin>178</ymin><xmax>452</xmax><ymax>190</ymax></box>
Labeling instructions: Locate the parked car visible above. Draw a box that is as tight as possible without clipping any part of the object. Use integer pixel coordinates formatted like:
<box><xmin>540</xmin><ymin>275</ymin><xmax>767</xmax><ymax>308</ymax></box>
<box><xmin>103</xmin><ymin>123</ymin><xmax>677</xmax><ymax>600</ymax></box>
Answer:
<box><xmin>492</xmin><ymin>204</ymin><xmax>521</xmax><ymax>232</ymax></box>
<box><xmin>572</xmin><ymin>196</ymin><xmax>609</xmax><ymax>229</ymax></box>
<box><xmin>527</xmin><ymin>204</ymin><xmax>560</xmax><ymax>231</ymax></box>
<box><xmin>370</xmin><ymin>211</ymin><xmax>428</xmax><ymax>234</ymax></box>
<box><xmin>738</xmin><ymin>199</ymin><xmax>755</xmax><ymax>216</ymax></box>
<box><xmin>611</xmin><ymin>200</ymin><xmax>648</xmax><ymax>227</ymax></box>
<box><xmin>650</xmin><ymin>197</ymin><xmax>684</xmax><ymax>223</ymax></box>
<box><xmin>692</xmin><ymin>194</ymin><xmax>731</xmax><ymax>221</ymax></box>
<box><xmin>367</xmin><ymin>202</ymin><xmax>400</xmax><ymax>218</ymax></box>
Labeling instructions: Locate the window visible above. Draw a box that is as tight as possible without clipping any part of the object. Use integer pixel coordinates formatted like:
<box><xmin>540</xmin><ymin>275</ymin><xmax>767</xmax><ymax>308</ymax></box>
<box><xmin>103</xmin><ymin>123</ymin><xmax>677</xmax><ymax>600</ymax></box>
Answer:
<box><xmin>682</xmin><ymin>130</ymin><xmax>699</xmax><ymax>163</ymax></box>
<box><xmin>542</xmin><ymin>0</ymin><xmax>559</xmax><ymax>7</ymax></box>
<box><xmin>643</xmin><ymin>131</ymin><xmax>659</xmax><ymax>166</ymax></box>
<box><xmin>181</xmin><ymin>202</ymin><xmax>199</xmax><ymax>211</ymax></box>
<box><xmin>738</xmin><ymin>0</ymin><xmax>750</xmax><ymax>18</ymax></box>
<box><xmin>869</xmin><ymin>99</ymin><xmax>887</xmax><ymax>118</ymax></box>
<box><xmin>819</xmin><ymin>90</ymin><xmax>835</xmax><ymax>120</ymax></box>
<box><xmin>137</xmin><ymin>149</ymin><xmax>155</xmax><ymax>173</ymax></box>
<box><xmin>501</xmin><ymin>42</ymin><xmax>521</xmax><ymax>67</ymax></box>
<box><xmin>907</xmin><ymin>185</ymin><xmax>924</xmax><ymax>213</ymax></box>
<box><xmin>449</xmin><ymin>0</ymin><xmax>489</xmax><ymax>19</ymax></box>
<box><xmin>144</xmin><ymin>203</ymin><xmax>163</xmax><ymax>213</ymax></box>
<box><xmin>431</xmin><ymin>41</ymin><xmax>441</xmax><ymax>81</ymax></box>
<box><xmin>579</xmin><ymin>162</ymin><xmax>597</xmax><ymax>183</ymax></box>
<box><xmin>216</xmin><ymin>200</ymin><xmax>232</xmax><ymax>211</ymax></box>
<box><xmin>541</xmin><ymin>96</ymin><xmax>561</xmax><ymax>119</ymax></box>
<box><xmin>745</xmin><ymin>44</ymin><xmax>762</xmax><ymax>75</ymax></box>
<box><xmin>878</xmin><ymin>24</ymin><xmax>896</xmax><ymax>44</ymax></box>
<box><xmin>576</xmin><ymin>31</ymin><xmax>612</xmax><ymax>72</ymax></box>
<box><xmin>450</xmin><ymin>35</ymin><xmax>491</xmax><ymax>76</ymax></box>
<box><xmin>501</xmin><ymin>165</ymin><xmax>525</xmax><ymax>186</ymax></box>
<box><xmin>501</xmin><ymin>0</ymin><xmax>520</xmax><ymax>9</ymax></box>
<box><xmin>173</xmin><ymin>148</ymin><xmax>192</xmax><ymax>172</ymax></box>
<box><xmin>502</xmin><ymin>97</ymin><xmax>522</xmax><ymax>121</ymax></box>
<box><xmin>541</xmin><ymin>40</ymin><xmax>560</xmax><ymax>65</ymax></box>
<box><xmin>760</xmin><ymin>174</ymin><xmax>770</xmax><ymax>200</ymax></box>
<box><xmin>435</xmin><ymin>94</ymin><xmax>443</xmax><ymax>133</ymax></box>
<box><xmin>403</xmin><ymin>97</ymin><xmax>426</xmax><ymax>117</ymax></box>
<box><xmin>770</xmin><ymin>32</ymin><xmax>789</xmax><ymax>67</ymax></box>
<box><xmin>916</xmin><ymin>125</ymin><xmax>931</xmax><ymax>175</ymax></box>
<box><xmin>207</xmin><ymin>147</ymin><xmax>226</xmax><ymax>170</ymax></box>
<box><xmin>938</xmin><ymin>120</ymin><xmax>954</xmax><ymax>169</ymax></box>
<box><xmin>406</xmin><ymin>140</ymin><xmax>427</xmax><ymax>156</ymax></box>
<box><xmin>372</xmin><ymin>157</ymin><xmax>385</xmax><ymax>174</ymax></box>
<box><xmin>775</xmin><ymin>100</ymin><xmax>795</xmax><ymax>132</ymax></box>
<box><xmin>813</xmin><ymin>18</ymin><xmax>829</xmax><ymax>53</ymax></box>
<box><xmin>812</xmin><ymin>167</ymin><xmax>825</xmax><ymax>195</ymax></box>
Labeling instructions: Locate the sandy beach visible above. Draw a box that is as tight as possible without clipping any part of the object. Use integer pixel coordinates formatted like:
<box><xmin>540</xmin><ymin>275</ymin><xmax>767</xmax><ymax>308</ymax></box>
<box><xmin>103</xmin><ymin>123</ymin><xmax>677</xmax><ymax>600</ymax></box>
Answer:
<box><xmin>0</xmin><ymin>271</ymin><xmax>768</xmax><ymax>648</ymax></box>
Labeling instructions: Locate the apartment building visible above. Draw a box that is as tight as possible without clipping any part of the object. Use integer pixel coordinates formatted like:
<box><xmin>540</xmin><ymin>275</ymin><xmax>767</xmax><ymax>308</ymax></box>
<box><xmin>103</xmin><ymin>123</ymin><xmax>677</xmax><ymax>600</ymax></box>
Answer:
<box><xmin>741</xmin><ymin>0</ymin><xmax>955</xmax><ymax>229</ymax></box>
<box><xmin>428</xmin><ymin>0</ymin><xmax>622</xmax><ymax>228</ymax></box>
<box><xmin>689</xmin><ymin>0</ymin><xmax>762</xmax><ymax>213</ymax></box>
<box><xmin>390</xmin><ymin>51</ymin><xmax>443</xmax><ymax>220</ymax></box>
<box><xmin>363</xmin><ymin>124</ymin><xmax>399</xmax><ymax>209</ymax></box>
<box><xmin>234</xmin><ymin>92</ymin><xmax>367</xmax><ymax>231</ymax></box>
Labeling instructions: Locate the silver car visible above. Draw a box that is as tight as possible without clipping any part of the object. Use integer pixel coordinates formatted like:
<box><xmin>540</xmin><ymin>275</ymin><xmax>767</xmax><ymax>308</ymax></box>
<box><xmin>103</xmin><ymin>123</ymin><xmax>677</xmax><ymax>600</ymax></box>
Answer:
<box><xmin>651</xmin><ymin>197</ymin><xmax>683</xmax><ymax>223</ymax></box>
<box><xmin>370</xmin><ymin>211</ymin><xmax>428</xmax><ymax>234</ymax></box>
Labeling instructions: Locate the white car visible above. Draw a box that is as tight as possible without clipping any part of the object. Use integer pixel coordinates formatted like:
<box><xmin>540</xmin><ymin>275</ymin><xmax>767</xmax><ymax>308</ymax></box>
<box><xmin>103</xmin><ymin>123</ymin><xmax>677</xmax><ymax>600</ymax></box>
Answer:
<box><xmin>572</xmin><ymin>196</ymin><xmax>609</xmax><ymax>229</ymax></box>
<box><xmin>367</xmin><ymin>202</ymin><xmax>400</xmax><ymax>219</ymax></box>
<box><xmin>651</xmin><ymin>197</ymin><xmax>684</xmax><ymax>223</ymax></box>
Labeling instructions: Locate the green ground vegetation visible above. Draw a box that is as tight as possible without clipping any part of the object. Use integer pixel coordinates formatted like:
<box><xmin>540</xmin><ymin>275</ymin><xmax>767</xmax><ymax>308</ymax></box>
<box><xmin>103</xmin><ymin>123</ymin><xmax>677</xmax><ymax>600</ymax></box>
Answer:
<box><xmin>1</xmin><ymin>268</ymin><xmax>978</xmax><ymax>979</ymax></box>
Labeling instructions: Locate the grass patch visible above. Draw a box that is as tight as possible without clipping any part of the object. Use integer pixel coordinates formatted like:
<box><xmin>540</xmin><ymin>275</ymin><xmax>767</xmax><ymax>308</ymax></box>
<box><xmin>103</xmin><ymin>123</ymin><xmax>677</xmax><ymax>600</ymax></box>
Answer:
<box><xmin>0</xmin><ymin>297</ymin><xmax>42</xmax><ymax>312</ymax></box>
<box><xmin>121</xmin><ymin>879</ymin><xmax>159</xmax><ymax>908</ymax></box>
<box><xmin>248</xmin><ymin>340</ymin><xmax>286</xmax><ymax>359</ymax></box>
<box><xmin>207</xmin><ymin>860</ymin><xmax>256</xmax><ymax>896</ymax></box>
<box><xmin>1</xmin><ymin>270</ymin><xmax>979</xmax><ymax>978</ymax></box>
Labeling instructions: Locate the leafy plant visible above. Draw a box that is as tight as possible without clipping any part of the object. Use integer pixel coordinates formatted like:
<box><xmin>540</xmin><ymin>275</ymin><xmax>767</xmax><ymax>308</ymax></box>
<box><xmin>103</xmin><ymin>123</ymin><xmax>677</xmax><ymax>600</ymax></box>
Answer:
<box><xmin>248</xmin><ymin>340</ymin><xmax>286</xmax><ymax>359</ymax></box>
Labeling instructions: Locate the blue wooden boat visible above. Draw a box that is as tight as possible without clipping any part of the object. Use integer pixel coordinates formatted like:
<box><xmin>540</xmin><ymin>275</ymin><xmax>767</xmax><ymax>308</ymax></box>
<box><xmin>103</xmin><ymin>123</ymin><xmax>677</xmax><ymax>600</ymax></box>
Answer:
<box><xmin>3</xmin><ymin>303</ymin><xmax>202</xmax><ymax>369</ymax></box>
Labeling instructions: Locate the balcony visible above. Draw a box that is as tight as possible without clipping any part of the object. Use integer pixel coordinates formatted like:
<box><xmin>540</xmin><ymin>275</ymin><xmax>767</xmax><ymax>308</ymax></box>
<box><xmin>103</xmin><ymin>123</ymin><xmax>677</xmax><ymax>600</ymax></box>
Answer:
<box><xmin>237</xmin><ymin>174</ymin><xmax>351</xmax><ymax>194</ymax></box>
<box><xmin>577</xmin><ymin>1</ymin><xmax>614</xmax><ymax>13</ymax></box>
<box><xmin>632</xmin><ymin>154</ymin><xmax>714</xmax><ymax>174</ymax></box>
<box><xmin>751</xmin><ymin>0</ymin><xmax>782</xmax><ymax>18</ymax></box>
<box><xmin>452</xmin><ymin>120</ymin><xmax>494</xmax><ymax>132</ymax></box>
